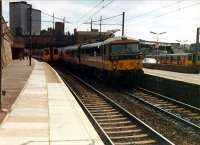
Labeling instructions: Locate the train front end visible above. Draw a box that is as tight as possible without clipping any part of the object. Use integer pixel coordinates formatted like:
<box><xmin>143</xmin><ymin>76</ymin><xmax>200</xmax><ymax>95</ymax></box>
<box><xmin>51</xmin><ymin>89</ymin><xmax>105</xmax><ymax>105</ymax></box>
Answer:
<box><xmin>105</xmin><ymin>37</ymin><xmax>144</xmax><ymax>83</ymax></box>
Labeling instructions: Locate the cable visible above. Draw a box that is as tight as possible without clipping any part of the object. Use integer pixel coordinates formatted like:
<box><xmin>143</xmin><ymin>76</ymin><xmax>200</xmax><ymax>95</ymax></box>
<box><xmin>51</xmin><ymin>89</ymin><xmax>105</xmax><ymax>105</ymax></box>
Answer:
<box><xmin>83</xmin><ymin>0</ymin><xmax>115</xmax><ymax>23</ymax></box>
<box><xmin>76</xmin><ymin>0</ymin><xmax>105</xmax><ymax>23</ymax></box>
<box><xmin>83</xmin><ymin>22</ymin><xmax>121</xmax><ymax>26</ymax></box>
<box><xmin>41</xmin><ymin>11</ymin><xmax>71</xmax><ymax>23</ymax></box>
<box><xmin>126</xmin><ymin>0</ymin><xmax>185</xmax><ymax>22</ymax></box>
<box><xmin>128</xmin><ymin>2</ymin><xmax>200</xmax><ymax>26</ymax></box>
<box><xmin>89</xmin><ymin>13</ymin><xmax>122</xmax><ymax>23</ymax></box>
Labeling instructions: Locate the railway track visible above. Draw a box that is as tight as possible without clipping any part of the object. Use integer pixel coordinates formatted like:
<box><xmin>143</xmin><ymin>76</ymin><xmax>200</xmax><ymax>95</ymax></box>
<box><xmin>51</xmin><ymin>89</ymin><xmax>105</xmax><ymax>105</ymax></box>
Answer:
<box><xmin>56</xmin><ymin>69</ymin><xmax>174</xmax><ymax>145</ymax></box>
<box><xmin>126</xmin><ymin>88</ymin><xmax>200</xmax><ymax>131</ymax></box>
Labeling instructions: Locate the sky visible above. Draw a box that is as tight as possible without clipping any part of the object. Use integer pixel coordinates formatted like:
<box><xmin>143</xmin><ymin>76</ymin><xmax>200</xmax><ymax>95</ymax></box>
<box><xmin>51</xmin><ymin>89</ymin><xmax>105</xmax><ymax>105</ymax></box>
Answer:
<box><xmin>2</xmin><ymin>0</ymin><xmax>200</xmax><ymax>43</ymax></box>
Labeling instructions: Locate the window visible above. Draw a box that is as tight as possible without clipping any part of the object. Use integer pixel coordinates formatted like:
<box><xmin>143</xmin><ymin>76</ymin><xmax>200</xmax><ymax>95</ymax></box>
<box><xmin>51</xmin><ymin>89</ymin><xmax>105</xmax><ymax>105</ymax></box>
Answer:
<box><xmin>188</xmin><ymin>54</ymin><xmax>192</xmax><ymax>61</ymax></box>
<box><xmin>111</xmin><ymin>43</ymin><xmax>139</xmax><ymax>56</ymax></box>
<box><xmin>54</xmin><ymin>49</ymin><xmax>58</xmax><ymax>55</ymax></box>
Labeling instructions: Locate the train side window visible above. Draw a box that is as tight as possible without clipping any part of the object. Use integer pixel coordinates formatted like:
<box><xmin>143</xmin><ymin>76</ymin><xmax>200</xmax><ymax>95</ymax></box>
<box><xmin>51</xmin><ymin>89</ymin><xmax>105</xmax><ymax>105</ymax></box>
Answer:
<box><xmin>80</xmin><ymin>48</ymin><xmax>84</xmax><ymax>55</ymax></box>
<box><xmin>188</xmin><ymin>55</ymin><xmax>192</xmax><ymax>61</ymax></box>
<box><xmin>54</xmin><ymin>49</ymin><xmax>58</xmax><ymax>55</ymax></box>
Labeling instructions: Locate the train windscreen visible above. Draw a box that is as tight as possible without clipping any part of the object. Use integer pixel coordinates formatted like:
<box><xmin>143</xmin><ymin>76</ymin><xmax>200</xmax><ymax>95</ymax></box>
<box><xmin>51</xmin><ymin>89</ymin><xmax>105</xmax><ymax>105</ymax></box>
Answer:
<box><xmin>111</xmin><ymin>43</ymin><xmax>139</xmax><ymax>56</ymax></box>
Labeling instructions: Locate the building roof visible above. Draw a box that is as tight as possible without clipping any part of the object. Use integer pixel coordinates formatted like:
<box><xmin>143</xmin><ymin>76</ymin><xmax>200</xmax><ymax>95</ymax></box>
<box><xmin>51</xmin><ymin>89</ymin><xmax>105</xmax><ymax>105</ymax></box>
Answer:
<box><xmin>10</xmin><ymin>1</ymin><xmax>31</xmax><ymax>6</ymax></box>
<box><xmin>104</xmin><ymin>36</ymin><xmax>138</xmax><ymax>44</ymax></box>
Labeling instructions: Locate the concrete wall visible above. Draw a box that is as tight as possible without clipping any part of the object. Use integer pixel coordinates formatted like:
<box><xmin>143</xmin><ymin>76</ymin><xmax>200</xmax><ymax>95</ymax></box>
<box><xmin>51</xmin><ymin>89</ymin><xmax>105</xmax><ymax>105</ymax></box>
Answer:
<box><xmin>2</xmin><ymin>18</ymin><xmax>13</xmax><ymax>66</ymax></box>
<box><xmin>142</xmin><ymin>74</ymin><xmax>200</xmax><ymax>108</ymax></box>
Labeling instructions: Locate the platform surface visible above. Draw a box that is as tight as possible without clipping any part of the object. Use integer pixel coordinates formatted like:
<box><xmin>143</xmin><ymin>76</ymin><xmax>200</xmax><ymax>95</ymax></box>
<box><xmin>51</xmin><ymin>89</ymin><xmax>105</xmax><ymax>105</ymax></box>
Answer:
<box><xmin>144</xmin><ymin>68</ymin><xmax>200</xmax><ymax>85</ymax></box>
<box><xmin>0</xmin><ymin>60</ymin><xmax>104</xmax><ymax>145</ymax></box>
<box><xmin>0</xmin><ymin>59</ymin><xmax>33</xmax><ymax>122</ymax></box>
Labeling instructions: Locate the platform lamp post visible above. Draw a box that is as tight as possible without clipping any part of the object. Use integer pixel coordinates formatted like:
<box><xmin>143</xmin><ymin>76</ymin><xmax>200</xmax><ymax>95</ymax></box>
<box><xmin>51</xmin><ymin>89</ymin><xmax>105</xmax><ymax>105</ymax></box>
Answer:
<box><xmin>176</xmin><ymin>40</ymin><xmax>188</xmax><ymax>51</ymax></box>
<box><xmin>150</xmin><ymin>31</ymin><xmax>166</xmax><ymax>63</ymax></box>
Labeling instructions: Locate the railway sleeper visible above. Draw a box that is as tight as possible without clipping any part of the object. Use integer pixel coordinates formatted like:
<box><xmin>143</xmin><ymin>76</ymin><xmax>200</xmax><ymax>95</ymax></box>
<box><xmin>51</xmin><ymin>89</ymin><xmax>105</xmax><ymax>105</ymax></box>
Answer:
<box><xmin>97</xmin><ymin>117</ymin><xmax>127</xmax><ymax>122</ymax></box>
<box><xmin>107</xmin><ymin>129</ymin><xmax>142</xmax><ymax>134</ymax></box>
<box><xmin>99</xmin><ymin>121</ymin><xmax>132</xmax><ymax>127</ymax></box>
<box><xmin>92</xmin><ymin>111</ymin><xmax>119</xmax><ymax>115</ymax></box>
<box><xmin>103</xmin><ymin>125</ymin><xmax>137</xmax><ymax>130</ymax></box>
<box><xmin>86</xmin><ymin>104</ymin><xmax>111</xmax><ymax>108</ymax></box>
<box><xmin>94</xmin><ymin>114</ymin><xmax>123</xmax><ymax>118</ymax></box>
<box><xmin>86</xmin><ymin>106</ymin><xmax>113</xmax><ymax>110</ymax></box>
<box><xmin>110</xmin><ymin>136</ymin><xmax>153</xmax><ymax>144</ymax></box>
<box><xmin>89</xmin><ymin>108</ymin><xmax>116</xmax><ymax>113</ymax></box>
<box><xmin>114</xmin><ymin>139</ymin><xmax>156</xmax><ymax>145</ymax></box>
<box><xmin>110</xmin><ymin>133</ymin><xmax>148</xmax><ymax>140</ymax></box>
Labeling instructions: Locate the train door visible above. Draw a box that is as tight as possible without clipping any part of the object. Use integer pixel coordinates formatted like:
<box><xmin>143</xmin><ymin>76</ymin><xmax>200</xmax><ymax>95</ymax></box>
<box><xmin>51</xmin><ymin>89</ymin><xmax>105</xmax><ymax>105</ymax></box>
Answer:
<box><xmin>102</xmin><ymin>44</ymin><xmax>109</xmax><ymax>70</ymax></box>
<box><xmin>192</xmin><ymin>54</ymin><xmax>197</xmax><ymax>64</ymax></box>
<box><xmin>78</xmin><ymin>45</ymin><xmax>81</xmax><ymax>64</ymax></box>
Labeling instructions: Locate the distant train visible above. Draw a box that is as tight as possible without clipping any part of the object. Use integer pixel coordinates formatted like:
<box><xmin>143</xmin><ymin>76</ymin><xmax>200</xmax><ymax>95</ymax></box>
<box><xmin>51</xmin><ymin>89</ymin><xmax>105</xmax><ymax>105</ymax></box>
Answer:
<box><xmin>32</xmin><ymin>36</ymin><xmax>144</xmax><ymax>81</ymax></box>
<box><xmin>145</xmin><ymin>53</ymin><xmax>200</xmax><ymax>66</ymax></box>
<box><xmin>32</xmin><ymin>47</ymin><xmax>60</xmax><ymax>62</ymax></box>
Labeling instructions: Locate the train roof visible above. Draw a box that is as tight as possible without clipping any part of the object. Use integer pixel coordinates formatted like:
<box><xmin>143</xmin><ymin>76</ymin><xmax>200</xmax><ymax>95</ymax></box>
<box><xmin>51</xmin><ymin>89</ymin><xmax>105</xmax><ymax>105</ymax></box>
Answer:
<box><xmin>81</xmin><ymin>36</ymin><xmax>139</xmax><ymax>48</ymax></box>
<box><xmin>104</xmin><ymin>36</ymin><xmax>139</xmax><ymax>44</ymax></box>
<box><xmin>63</xmin><ymin>45</ymin><xmax>79</xmax><ymax>50</ymax></box>
<box><xmin>81</xmin><ymin>42</ymin><xmax>103</xmax><ymax>48</ymax></box>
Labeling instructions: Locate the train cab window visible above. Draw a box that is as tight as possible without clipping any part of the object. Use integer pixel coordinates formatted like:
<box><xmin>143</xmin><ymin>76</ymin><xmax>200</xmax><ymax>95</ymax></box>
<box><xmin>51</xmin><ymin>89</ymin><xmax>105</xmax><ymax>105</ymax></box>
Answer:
<box><xmin>111</xmin><ymin>43</ymin><xmax>139</xmax><ymax>55</ymax></box>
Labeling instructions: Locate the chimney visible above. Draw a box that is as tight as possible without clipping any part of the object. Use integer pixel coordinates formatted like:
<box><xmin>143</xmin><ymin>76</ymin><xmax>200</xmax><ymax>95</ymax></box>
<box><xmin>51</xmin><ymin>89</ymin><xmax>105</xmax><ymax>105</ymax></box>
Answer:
<box><xmin>196</xmin><ymin>27</ymin><xmax>200</xmax><ymax>44</ymax></box>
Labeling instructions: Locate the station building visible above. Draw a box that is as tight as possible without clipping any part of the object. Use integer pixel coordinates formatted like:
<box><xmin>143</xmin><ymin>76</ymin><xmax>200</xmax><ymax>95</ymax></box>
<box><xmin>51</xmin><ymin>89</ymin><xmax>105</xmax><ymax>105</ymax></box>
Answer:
<box><xmin>9</xmin><ymin>1</ymin><xmax>41</xmax><ymax>36</ymax></box>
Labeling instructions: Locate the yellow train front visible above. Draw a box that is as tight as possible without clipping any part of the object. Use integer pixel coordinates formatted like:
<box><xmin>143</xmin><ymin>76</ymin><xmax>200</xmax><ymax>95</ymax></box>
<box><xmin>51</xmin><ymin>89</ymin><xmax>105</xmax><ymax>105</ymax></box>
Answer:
<box><xmin>62</xmin><ymin>36</ymin><xmax>144</xmax><ymax>83</ymax></box>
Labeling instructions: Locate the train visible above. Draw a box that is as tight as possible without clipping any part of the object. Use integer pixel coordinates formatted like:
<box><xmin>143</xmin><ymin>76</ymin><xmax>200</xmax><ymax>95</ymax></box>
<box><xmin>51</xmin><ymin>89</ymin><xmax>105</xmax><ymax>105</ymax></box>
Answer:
<box><xmin>32</xmin><ymin>36</ymin><xmax>144</xmax><ymax>82</ymax></box>
<box><xmin>145</xmin><ymin>53</ymin><xmax>200</xmax><ymax>66</ymax></box>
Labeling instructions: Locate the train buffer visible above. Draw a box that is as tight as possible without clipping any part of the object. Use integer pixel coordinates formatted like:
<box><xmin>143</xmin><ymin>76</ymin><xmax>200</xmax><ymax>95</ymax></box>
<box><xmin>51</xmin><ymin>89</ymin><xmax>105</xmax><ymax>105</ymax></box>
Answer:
<box><xmin>0</xmin><ymin>59</ymin><xmax>104</xmax><ymax>145</ymax></box>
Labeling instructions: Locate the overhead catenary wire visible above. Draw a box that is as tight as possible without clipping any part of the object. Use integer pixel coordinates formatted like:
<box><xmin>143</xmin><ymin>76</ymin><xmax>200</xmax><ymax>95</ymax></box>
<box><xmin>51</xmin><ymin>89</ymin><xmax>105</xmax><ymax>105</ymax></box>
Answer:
<box><xmin>127</xmin><ymin>1</ymin><xmax>200</xmax><ymax>26</ymax></box>
<box><xmin>76</xmin><ymin>0</ymin><xmax>105</xmax><ymax>23</ymax></box>
<box><xmin>41</xmin><ymin>11</ymin><xmax>71</xmax><ymax>23</ymax></box>
<box><xmin>83</xmin><ymin>22</ymin><xmax>121</xmax><ymax>26</ymax></box>
<box><xmin>126</xmin><ymin>0</ymin><xmax>185</xmax><ymax>22</ymax></box>
<box><xmin>83</xmin><ymin>0</ymin><xmax>115</xmax><ymax>24</ymax></box>
<box><xmin>87</xmin><ymin>13</ymin><xmax>122</xmax><ymax>23</ymax></box>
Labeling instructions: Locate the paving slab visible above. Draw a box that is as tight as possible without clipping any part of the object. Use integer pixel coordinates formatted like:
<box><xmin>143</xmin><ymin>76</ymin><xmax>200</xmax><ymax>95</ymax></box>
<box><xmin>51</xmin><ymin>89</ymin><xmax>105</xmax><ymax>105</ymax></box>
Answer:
<box><xmin>0</xmin><ymin>59</ymin><xmax>34</xmax><ymax>122</ymax></box>
<box><xmin>0</xmin><ymin>60</ymin><xmax>104</xmax><ymax>145</ymax></box>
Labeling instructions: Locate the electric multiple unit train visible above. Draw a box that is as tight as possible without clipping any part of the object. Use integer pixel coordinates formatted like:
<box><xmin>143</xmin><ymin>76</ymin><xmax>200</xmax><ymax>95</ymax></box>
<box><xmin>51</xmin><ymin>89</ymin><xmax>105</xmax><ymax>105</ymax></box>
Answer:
<box><xmin>32</xmin><ymin>36</ymin><xmax>144</xmax><ymax>81</ymax></box>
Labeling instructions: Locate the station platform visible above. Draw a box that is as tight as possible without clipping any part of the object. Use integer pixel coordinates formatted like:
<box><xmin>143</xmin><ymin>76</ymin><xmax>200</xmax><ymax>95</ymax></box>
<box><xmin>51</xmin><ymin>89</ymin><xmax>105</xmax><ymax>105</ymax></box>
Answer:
<box><xmin>0</xmin><ymin>59</ymin><xmax>104</xmax><ymax>145</ymax></box>
<box><xmin>143</xmin><ymin>68</ymin><xmax>200</xmax><ymax>85</ymax></box>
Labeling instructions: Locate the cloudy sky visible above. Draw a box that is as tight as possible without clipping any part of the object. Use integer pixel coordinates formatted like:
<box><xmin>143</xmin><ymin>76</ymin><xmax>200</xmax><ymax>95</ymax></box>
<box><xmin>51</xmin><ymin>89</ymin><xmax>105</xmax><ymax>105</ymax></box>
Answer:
<box><xmin>2</xmin><ymin>0</ymin><xmax>200</xmax><ymax>43</ymax></box>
